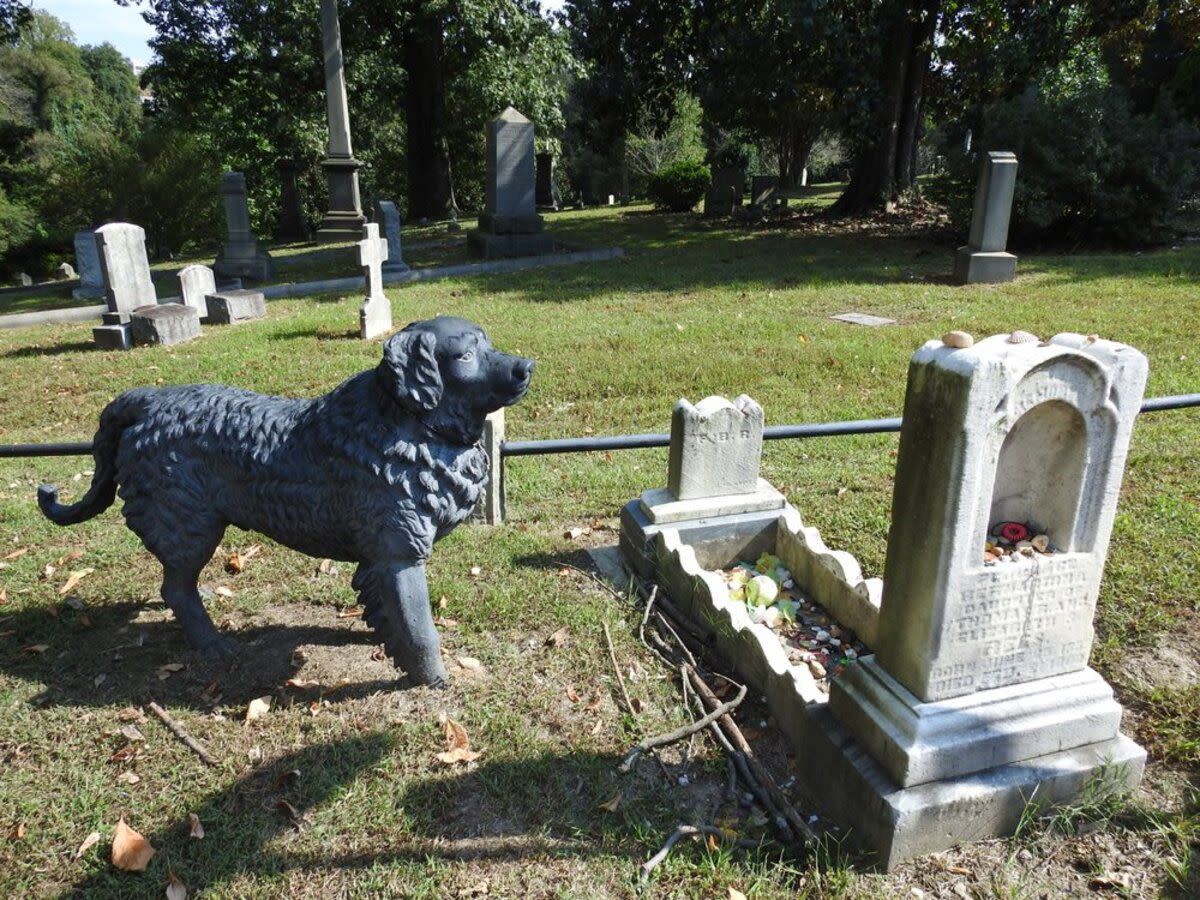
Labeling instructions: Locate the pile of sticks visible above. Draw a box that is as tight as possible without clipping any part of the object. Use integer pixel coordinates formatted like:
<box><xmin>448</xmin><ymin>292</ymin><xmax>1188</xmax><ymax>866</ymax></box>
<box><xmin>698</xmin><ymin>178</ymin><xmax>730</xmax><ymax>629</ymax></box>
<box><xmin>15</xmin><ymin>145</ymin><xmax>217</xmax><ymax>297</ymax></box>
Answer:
<box><xmin>591</xmin><ymin>566</ymin><xmax>818</xmax><ymax>881</ymax></box>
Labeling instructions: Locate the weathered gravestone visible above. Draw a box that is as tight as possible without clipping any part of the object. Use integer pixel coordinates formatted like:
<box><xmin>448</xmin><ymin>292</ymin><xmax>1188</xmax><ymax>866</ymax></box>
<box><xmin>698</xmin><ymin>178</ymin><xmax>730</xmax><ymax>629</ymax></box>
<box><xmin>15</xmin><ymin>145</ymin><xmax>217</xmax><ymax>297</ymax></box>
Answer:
<box><xmin>954</xmin><ymin>151</ymin><xmax>1018</xmax><ymax>284</ymax></box>
<box><xmin>704</xmin><ymin>167</ymin><xmax>744</xmax><ymax>217</ymax></box>
<box><xmin>535</xmin><ymin>151</ymin><xmax>559</xmax><ymax>210</ymax></box>
<box><xmin>823</xmin><ymin>330</ymin><xmax>1148</xmax><ymax>863</ymax></box>
<box><xmin>72</xmin><ymin>229</ymin><xmax>105</xmax><ymax>300</ymax></box>
<box><xmin>620</xmin><ymin>395</ymin><xmax>785</xmax><ymax>578</ymax></box>
<box><xmin>749</xmin><ymin>174</ymin><xmax>781</xmax><ymax>210</ymax></box>
<box><xmin>179</xmin><ymin>263</ymin><xmax>265</xmax><ymax>324</ymax></box>
<box><xmin>214</xmin><ymin>172</ymin><xmax>274</xmax><ymax>281</ymax></box>
<box><xmin>129</xmin><ymin>304</ymin><xmax>201</xmax><ymax>347</ymax></box>
<box><xmin>468</xmin><ymin>107</ymin><xmax>556</xmax><ymax>260</ymax></box>
<box><xmin>358</xmin><ymin>222</ymin><xmax>391</xmax><ymax>340</ymax></box>
<box><xmin>92</xmin><ymin>223</ymin><xmax>157</xmax><ymax>350</ymax></box>
<box><xmin>177</xmin><ymin>264</ymin><xmax>216</xmax><ymax>318</ymax></box>
<box><xmin>375</xmin><ymin>200</ymin><xmax>409</xmax><ymax>273</ymax></box>
<box><xmin>57</xmin><ymin>262</ymin><xmax>77</xmax><ymax>280</ymax></box>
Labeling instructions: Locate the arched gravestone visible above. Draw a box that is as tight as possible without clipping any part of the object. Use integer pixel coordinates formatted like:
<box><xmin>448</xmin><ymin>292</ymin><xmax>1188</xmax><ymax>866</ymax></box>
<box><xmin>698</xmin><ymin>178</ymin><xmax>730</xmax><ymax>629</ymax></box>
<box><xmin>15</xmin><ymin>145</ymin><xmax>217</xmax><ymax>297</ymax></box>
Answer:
<box><xmin>828</xmin><ymin>332</ymin><xmax>1148</xmax><ymax>847</ymax></box>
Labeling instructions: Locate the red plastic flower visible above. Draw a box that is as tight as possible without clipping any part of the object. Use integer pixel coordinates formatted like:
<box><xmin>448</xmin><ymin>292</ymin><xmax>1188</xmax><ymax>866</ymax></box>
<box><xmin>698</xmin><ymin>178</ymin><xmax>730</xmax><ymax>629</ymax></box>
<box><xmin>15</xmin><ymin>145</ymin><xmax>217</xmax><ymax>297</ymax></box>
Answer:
<box><xmin>997</xmin><ymin>522</ymin><xmax>1030</xmax><ymax>544</ymax></box>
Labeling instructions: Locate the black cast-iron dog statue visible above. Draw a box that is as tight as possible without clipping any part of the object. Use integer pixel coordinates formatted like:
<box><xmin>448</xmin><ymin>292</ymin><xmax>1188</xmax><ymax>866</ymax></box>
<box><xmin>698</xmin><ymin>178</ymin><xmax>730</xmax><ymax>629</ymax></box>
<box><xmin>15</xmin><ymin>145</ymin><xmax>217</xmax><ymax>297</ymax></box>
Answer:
<box><xmin>38</xmin><ymin>317</ymin><xmax>533</xmax><ymax>687</ymax></box>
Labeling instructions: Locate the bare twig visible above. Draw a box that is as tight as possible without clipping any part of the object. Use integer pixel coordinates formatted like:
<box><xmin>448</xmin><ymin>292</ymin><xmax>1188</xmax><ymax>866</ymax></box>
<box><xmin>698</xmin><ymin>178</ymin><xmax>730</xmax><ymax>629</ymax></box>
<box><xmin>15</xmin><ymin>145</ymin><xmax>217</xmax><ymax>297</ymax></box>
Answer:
<box><xmin>554</xmin><ymin>560</ymin><xmax>629</xmax><ymax>604</ymax></box>
<box><xmin>602</xmin><ymin>620</ymin><xmax>636</xmax><ymax>717</ymax></box>
<box><xmin>638</xmin><ymin>584</ymin><xmax>659</xmax><ymax>649</ymax></box>
<box><xmin>147</xmin><ymin>701</ymin><xmax>216</xmax><ymax>767</ymax></box>
<box><xmin>640</xmin><ymin>824</ymin><xmax>726</xmax><ymax>882</ymax></box>
<box><xmin>618</xmin><ymin>683</ymin><xmax>747</xmax><ymax>773</ymax></box>
<box><xmin>686</xmin><ymin>667</ymin><xmax>816</xmax><ymax>845</ymax></box>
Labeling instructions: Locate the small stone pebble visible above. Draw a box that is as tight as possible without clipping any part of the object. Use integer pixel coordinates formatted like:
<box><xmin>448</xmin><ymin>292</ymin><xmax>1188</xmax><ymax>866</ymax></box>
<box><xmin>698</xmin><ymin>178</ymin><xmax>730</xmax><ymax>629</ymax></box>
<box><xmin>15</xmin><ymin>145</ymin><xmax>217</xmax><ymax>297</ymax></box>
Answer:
<box><xmin>1015</xmin><ymin>540</ymin><xmax>1034</xmax><ymax>555</ymax></box>
<box><xmin>1031</xmin><ymin>533</ymin><xmax>1050</xmax><ymax>553</ymax></box>
<box><xmin>1007</xmin><ymin>330</ymin><xmax>1039</xmax><ymax>344</ymax></box>
<box><xmin>941</xmin><ymin>330</ymin><xmax>974</xmax><ymax>349</ymax></box>
<box><xmin>808</xmin><ymin>660</ymin><xmax>826</xmax><ymax>679</ymax></box>
<box><xmin>815</xmin><ymin>629</ymin><xmax>830</xmax><ymax>642</ymax></box>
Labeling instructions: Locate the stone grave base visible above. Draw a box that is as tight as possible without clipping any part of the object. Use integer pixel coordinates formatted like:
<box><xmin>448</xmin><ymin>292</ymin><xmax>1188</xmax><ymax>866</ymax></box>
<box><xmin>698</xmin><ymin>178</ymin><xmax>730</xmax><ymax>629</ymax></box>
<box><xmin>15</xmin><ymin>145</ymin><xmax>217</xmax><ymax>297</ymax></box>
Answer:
<box><xmin>467</xmin><ymin>229</ymin><xmax>557</xmax><ymax>260</ymax></box>
<box><xmin>619</xmin><ymin>492</ymin><xmax>786</xmax><ymax>581</ymax></box>
<box><xmin>130</xmin><ymin>303</ymin><xmax>201</xmax><ymax>346</ymax></box>
<box><xmin>953</xmin><ymin>247</ymin><xmax>1017</xmax><ymax>284</ymax></box>
<box><xmin>205</xmin><ymin>289</ymin><xmax>266</xmax><ymax>324</ymax></box>
<box><xmin>214</xmin><ymin>244</ymin><xmax>274</xmax><ymax>281</ymax></box>
<box><xmin>92</xmin><ymin>323</ymin><xmax>132</xmax><ymax>351</ymax></box>
<box><xmin>359</xmin><ymin>297</ymin><xmax>392</xmax><ymax>340</ymax></box>
<box><xmin>633</xmin><ymin>513</ymin><xmax>1143</xmax><ymax>869</ymax></box>
<box><xmin>830</xmin><ymin>657</ymin><xmax>1126</xmax><ymax>787</ymax></box>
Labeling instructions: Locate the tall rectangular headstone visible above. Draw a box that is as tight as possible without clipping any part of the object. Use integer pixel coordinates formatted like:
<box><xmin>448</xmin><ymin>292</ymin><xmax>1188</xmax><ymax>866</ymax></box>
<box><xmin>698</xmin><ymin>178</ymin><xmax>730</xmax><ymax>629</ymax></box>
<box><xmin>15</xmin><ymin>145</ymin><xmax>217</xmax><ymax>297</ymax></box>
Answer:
<box><xmin>214</xmin><ymin>172</ymin><xmax>274</xmax><ymax>281</ymax></box>
<box><xmin>95</xmin><ymin>222</ymin><xmax>156</xmax><ymax>319</ymax></box>
<box><xmin>358</xmin><ymin>222</ymin><xmax>391</xmax><ymax>340</ymax></box>
<box><xmin>954</xmin><ymin>151</ymin><xmax>1018</xmax><ymax>284</ymax></box>
<box><xmin>704</xmin><ymin>167</ymin><xmax>743</xmax><ymax>217</ymax></box>
<box><xmin>374</xmin><ymin>200</ymin><xmax>409</xmax><ymax>273</ymax></box>
<box><xmin>831</xmin><ymin>330</ymin><xmax>1148</xmax><ymax>791</ymax></box>
<box><xmin>72</xmin><ymin>229</ymin><xmax>105</xmax><ymax>300</ymax></box>
<box><xmin>468</xmin><ymin>107</ymin><xmax>555</xmax><ymax>260</ymax></box>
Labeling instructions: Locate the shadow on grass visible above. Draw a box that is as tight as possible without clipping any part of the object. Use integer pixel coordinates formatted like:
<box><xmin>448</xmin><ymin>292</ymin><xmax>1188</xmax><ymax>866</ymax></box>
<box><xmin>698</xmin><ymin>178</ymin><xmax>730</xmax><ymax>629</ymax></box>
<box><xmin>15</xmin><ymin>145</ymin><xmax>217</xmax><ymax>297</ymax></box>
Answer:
<box><xmin>1</xmin><ymin>339</ymin><xmax>99</xmax><ymax>359</ymax></box>
<box><xmin>0</xmin><ymin>601</ymin><xmax>409</xmax><ymax>711</ymax></box>
<box><xmin>67</xmin><ymin>737</ymin><xmax>800</xmax><ymax>896</ymax></box>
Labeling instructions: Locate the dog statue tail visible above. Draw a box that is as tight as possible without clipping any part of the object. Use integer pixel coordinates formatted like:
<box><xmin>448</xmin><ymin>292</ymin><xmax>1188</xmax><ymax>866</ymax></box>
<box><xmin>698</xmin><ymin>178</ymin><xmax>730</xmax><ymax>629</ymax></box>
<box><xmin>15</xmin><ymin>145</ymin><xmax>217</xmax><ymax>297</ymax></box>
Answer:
<box><xmin>38</xmin><ymin>390</ymin><xmax>143</xmax><ymax>526</ymax></box>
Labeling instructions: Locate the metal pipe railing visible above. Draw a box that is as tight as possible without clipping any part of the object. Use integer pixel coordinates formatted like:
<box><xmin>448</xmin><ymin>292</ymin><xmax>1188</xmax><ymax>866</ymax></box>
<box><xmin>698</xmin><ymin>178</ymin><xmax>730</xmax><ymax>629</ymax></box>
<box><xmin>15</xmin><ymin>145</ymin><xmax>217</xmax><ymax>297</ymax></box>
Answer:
<box><xmin>1</xmin><ymin>394</ymin><xmax>1198</xmax><ymax>461</ymax></box>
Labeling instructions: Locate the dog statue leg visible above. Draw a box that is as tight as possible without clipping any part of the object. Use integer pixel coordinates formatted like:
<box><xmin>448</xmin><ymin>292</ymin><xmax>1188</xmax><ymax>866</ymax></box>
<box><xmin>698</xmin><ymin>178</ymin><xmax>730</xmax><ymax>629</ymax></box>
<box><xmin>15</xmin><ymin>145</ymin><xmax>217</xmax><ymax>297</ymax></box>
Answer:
<box><xmin>355</xmin><ymin>562</ymin><xmax>449</xmax><ymax>688</ymax></box>
<box><xmin>162</xmin><ymin>569</ymin><xmax>236</xmax><ymax>659</ymax></box>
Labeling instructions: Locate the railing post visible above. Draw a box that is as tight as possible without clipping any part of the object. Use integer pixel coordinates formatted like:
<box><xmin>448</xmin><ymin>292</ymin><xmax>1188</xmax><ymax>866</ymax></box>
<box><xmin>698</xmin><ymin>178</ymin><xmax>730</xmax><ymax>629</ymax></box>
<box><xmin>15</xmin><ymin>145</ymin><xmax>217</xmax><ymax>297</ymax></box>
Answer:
<box><xmin>478</xmin><ymin>409</ymin><xmax>506</xmax><ymax>525</ymax></box>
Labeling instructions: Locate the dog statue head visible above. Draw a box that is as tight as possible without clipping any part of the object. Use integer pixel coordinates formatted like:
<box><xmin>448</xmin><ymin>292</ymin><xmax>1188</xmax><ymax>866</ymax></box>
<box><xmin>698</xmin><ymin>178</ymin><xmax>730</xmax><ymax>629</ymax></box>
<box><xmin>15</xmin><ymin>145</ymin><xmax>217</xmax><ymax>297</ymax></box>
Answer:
<box><xmin>377</xmin><ymin>316</ymin><xmax>535</xmax><ymax>445</ymax></box>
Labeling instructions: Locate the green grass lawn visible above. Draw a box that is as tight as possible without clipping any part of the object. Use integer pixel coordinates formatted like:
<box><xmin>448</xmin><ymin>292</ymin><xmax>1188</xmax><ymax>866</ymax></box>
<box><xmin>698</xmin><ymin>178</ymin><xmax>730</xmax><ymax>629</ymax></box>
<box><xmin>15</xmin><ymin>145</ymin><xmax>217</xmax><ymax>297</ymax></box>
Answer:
<box><xmin>0</xmin><ymin>204</ymin><xmax>1198</xmax><ymax>897</ymax></box>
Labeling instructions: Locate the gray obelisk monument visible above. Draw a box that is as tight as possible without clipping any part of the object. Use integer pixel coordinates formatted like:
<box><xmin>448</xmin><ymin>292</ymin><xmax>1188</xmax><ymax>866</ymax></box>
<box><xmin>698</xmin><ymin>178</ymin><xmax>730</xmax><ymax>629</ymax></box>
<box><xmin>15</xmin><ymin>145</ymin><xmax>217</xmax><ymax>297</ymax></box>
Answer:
<box><xmin>315</xmin><ymin>0</ymin><xmax>366</xmax><ymax>243</ymax></box>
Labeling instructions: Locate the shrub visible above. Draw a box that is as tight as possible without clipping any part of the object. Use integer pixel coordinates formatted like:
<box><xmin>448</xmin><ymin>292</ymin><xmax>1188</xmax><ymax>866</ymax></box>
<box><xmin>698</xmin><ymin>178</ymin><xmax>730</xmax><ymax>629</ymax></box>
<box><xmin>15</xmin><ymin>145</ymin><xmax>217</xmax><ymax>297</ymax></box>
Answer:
<box><xmin>937</xmin><ymin>86</ymin><xmax>1200</xmax><ymax>248</ymax></box>
<box><xmin>646</xmin><ymin>159</ymin><xmax>710</xmax><ymax>212</ymax></box>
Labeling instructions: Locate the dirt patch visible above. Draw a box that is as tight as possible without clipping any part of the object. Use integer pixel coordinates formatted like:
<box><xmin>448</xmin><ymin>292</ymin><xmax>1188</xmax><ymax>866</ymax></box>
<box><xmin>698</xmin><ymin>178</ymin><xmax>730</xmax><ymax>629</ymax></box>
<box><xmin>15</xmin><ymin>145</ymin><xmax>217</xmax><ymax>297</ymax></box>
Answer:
<box><xmin>1121</xmin><ymin>632</ymin><xmax>1200</xmax><ymax>693</ymax></box>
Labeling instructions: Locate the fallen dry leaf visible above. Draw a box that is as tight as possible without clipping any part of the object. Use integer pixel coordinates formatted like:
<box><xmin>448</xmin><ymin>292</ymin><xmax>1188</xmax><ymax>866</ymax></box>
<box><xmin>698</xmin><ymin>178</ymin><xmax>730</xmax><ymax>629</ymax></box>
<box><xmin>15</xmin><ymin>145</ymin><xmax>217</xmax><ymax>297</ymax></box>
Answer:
<box><xmin>155</xmin><ymin>663</ymin><xmax>185</xmax><ymax>681</ymax></box>
<box><xmin>188</xmin><ymin>813</ymin><xmax>204</xmax><ymax>839</ymax></box>
<box><xmin>456</xmin><ymin>656</ymin><xmax>483</xmax><ymax>672</ymax></box>
<box><xmin>0</xmin><ymin>589</ymin><xmax>7</xmax><ymax>605</ymax></box>
<box><xmin>335</xmin><ymin>606</ymin><xmax>363</xmax><ymax>619</ymax></box>
<box><xmin>119</xmin><ymin>724</ymin><xmax>144</xmax><ymax>742</ymax></box>
<box><xmin>437</xmin><ymin>594</ymin><xmax>449</xmax><ymax>609</ymax></box>
<box><xmin>54</xmin><ymin>549</ymin><xmax>84</xmax><ymax>567</ymax></box>
<box><xmin>468</xmin><ymin>566</ymin><xmax>482</xmax><ymax>577</ymax></box>
<box><xmin>117</xmin><ymin>771</ymin><xmax>140</xmax><ymax>785</ymax></box>
<box><xmin>728</xmin><ymin>888</ymin><xmax>747</xmax><ymax>900</ymax></box>
<box><xmin>215</xmin><ymin>586</ymin><xmax>234</xmax><ymax>599</ymax></box>
<box><xmin>58</xmin><ymin>567</ymin><xmax>94</xmax><ymax>595</ymax></box>
<box><xmin>545</xmin><ymin>627</ymin><xmax>569</xmax><ymax>648</ymax></box>
<box><xmin>630</xmin><ymin>697</ymin><xmax>644</xmax><ymax>714</ymax></box>
<box><xmin>285</xmin><ymin>678</ymin><xmax>320</xmax><ymax>690</ymax></box>
<box><xmin>2</xmin><ymin>547</ymin><xmax>28</xmax><ymax>560</ymax></box>
<box><xmin>9</xmin><ymin>822</ymin><xmax>27</xmax><ymax>840</ymax></box>
<box><xmin>433</xmin><ymin>616</ymin><xmax>458</xmax><ymax>628</ymax></box>
<box><xmin>436</xmin><ymin>713</ymin><xmax>483</xmax><ymax>765</ymax></box>
<box><xmin>585</xmin><ymin>694</ymin><xmax>602</xmax><ymax>712</ymax></box>
<box><xmin>590</xmin><ymin>719</ymin><xmax>603</xmax><ymax>735</ymax></box>
<box><xmin>566</xmin><ymin>686</ymin><xmax>580</xmax><ymax>703</ymax></box>
<box><xmin>245</xmin><ymin>695</ymin><xmax>272</xmax><ymax>722</ymax></box>
<box><xmin>111</xmin><ymin>819</ymin><xmax>155</xmax><ymax>871</ymax></box>
<box><xmin>116</xmin><ymin>707</ymin><xmax>144</xmax><ymax>722</ymax></box>
<box><xmin>272</xmin><ymin>768</ymin><xmax>301</xmax><ymax>790</ymax></box>
<box><xmin>437</xmin><ymin>747</ymin><xmax>483</xmax><ymax>764</ymax></box>
<box><xmin>22</xmin><ymin>643</ymin><xmax>49</xmax><ymax>655</ymax></box>
<box><xmin>75</xmin><ymin>830</ymin><xmax>101</xmax><ymax>859</ymax></box>
<box><xmin>597</xmin><ymin>791</ymin><xmax>622</xmax><ymax>813</ymax></box>
<box><xmin>317</xmin><ymin>558</ymin><xmax>332</xmax><ymax>574</ymax></box>
<box><xmin>166</xmin><ymin>871</ymin><xmax>187</xmax><ymax>900</ymax></box>
<box><xmin>563</xmin><ymin>526</ymin><xmax>591</xmax><ymax>540</ymax></box>
<box><xmin>224</xmin><ymin>544</ymin><xmax>261</xmax><ymax>575</ymax></box>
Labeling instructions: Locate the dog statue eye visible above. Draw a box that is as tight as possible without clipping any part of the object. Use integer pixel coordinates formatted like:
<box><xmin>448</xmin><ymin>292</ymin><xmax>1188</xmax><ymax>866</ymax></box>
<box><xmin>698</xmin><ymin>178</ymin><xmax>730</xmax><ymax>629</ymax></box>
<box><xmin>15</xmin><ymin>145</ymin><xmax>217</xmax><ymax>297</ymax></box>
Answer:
<box><xmin>458</xmin><ymin>351</ymin><xmax>475</xmax><ymax>363</ymax></box>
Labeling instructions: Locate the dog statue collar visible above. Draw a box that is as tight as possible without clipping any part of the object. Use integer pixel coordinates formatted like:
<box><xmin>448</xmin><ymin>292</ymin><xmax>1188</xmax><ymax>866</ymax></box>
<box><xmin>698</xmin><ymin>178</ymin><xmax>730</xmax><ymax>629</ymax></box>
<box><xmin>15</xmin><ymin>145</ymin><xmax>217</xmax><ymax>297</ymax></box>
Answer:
<box><xmin>419</xmin><ymin>419</ymin><xmax>484</xmax><ymax>453</ymax></box>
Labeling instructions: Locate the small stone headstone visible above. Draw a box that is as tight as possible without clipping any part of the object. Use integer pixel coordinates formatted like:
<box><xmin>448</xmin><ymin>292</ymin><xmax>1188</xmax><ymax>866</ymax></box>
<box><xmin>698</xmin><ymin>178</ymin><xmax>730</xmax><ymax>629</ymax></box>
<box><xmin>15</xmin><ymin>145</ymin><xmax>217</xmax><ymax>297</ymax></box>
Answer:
<box><xmin>704</xmin><ymin>168</ymin><xmax>744</xmax><ymax>217</ymax></box>
<box><xmin>177</xmin><ymin>264</ymin><xmax>216</xmax><ymax>317</ymax></box>
<box><xmin>95</xmin><ymin>222</ymin><xmax>156</xmax><ymax>321</ymax></box>
<box><xmin>57</xmin><ymin>262</ymin><xmax>77</xmax><ymax>280</ymax></box>
<box><xmin>205</xmin><ymin>289</ymin><xmax>266</xmax><ymax>325</ymax></box>
<box><xmin>130</xmin><ymin>303</ymin><xmax>201</xmax><ymax>346</ymax></box>
<box><xmin>668</xmin><ymin>395</ymin><xmax>765</xmax><ymax>500</ymax></box>
<box><xmin>374</xmin><ymin>200</ymin><xmax>409</xmax><ymax>273</ymax></box>
<box><xmin>16</xmin><ymin>272</ymin><xmax>32</xmax><ymax>287</ymax></box>
<box><xmin>358</xmin><ymin>222</ymin><xmax>391</xmax><ymax>340</ymax></box>
<box><xmin>214</xmin><ymin>172</ymin><xmax>274</xmax><ymax>281</ymax></box>
<box><xmin>72</xmin><ymin>229</ymin><xmax>105</xmax><ymax>299</ymax></box>
<box><xmin>750</xmin><ymin>174</ymin><xmax>780</xmax><ymax>209</ymax></box>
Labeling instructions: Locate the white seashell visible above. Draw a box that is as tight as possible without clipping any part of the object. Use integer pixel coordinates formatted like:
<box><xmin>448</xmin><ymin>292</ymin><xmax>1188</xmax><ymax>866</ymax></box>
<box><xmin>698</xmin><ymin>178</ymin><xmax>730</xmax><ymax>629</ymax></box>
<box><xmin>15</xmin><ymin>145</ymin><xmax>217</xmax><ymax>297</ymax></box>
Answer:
<box><xmin>1031</xmin><ymin>534</ymin><xmax>1050</xmax><ymax>553</ymax></box>
<box><xmin>942</xmin><ymin>330</ymin><xmax>974</xmax><ymax>349</ymax></box>
<box><xmin>1016</xmin><ymin>540</ymin><xmax>1034</xmax><ymax>556</ymax></box>
<box><xmin>1007</xmin><ymin>330</ymin><xmax>1039</xmax><ymax>344</ymax></box>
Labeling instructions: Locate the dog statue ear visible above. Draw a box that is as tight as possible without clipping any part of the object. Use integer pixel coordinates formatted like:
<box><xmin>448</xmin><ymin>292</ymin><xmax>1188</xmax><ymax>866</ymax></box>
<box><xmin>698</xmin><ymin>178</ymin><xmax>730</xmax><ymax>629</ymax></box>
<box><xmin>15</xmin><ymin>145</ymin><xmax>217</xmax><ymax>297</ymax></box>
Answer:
<box><xmin>379</xmin><ymin>329</ymin><xmax>443</xmax><ymax>412</ymax></box>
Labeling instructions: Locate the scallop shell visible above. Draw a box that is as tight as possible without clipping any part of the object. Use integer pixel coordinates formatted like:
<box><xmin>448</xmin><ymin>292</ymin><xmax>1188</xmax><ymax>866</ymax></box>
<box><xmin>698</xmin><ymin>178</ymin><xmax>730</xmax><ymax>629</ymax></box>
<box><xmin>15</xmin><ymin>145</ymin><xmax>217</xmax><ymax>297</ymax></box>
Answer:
<box><xmin>1007</xmin><ymin>330</ymin><xmax>1039</xmax><ymax>344</ymax></box>
<box><xmin>942</xmin><ymin>330</ymin><xmax>974</xmax><ymax>349</ymax></box>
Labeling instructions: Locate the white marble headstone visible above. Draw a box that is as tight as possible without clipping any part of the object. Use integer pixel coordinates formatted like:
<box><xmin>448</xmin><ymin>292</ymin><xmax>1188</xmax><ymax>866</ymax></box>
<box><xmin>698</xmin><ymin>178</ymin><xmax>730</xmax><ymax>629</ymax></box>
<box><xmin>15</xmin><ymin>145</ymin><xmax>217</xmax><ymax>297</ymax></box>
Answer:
<box><xmin>358</xmin><ymin>222</ymin><xmax>391</xmax><ymax>340</ymax></box>
<box><xmin>177</xmin><ymin>264</ymin><xmax>216</xmax><ymax>316</ymax></box>
<box><xmin>95</xmin><ymin>222</ymin><xmax>156</xmax><ymax>315</ymax></box>
<box><xmin>668</xmin><ymin>395</ymin><xmax>765</xmax><ymax>500</ymax></box>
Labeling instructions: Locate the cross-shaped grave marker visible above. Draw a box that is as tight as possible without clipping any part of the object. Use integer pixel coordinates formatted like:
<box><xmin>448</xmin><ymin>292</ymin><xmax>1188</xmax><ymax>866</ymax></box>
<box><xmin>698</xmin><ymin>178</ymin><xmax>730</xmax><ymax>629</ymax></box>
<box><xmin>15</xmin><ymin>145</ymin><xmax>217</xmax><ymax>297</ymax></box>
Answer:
<box><xmin>358</xmin><ymin>222</ymin><xmax>392</xmax><ymax>340</ymax></box>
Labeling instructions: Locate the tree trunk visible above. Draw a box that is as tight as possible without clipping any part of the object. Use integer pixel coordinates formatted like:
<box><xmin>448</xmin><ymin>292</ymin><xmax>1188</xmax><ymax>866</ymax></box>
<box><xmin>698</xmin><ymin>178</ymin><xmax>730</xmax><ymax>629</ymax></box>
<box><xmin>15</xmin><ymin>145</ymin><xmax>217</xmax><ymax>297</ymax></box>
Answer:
<box><xmin>402</xmin><ymin>11</ymin><xmax>452</xmax><ymax>221</ymax></box>
<box><xmin>778</xmin><ymin>121</ymin><xmax>812</xmax><ymax>190</ymax></box>
<box><xmin>833</xmin><ymin>0</ymin><xmax>940</xmax><ymax>214</ymax></box>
